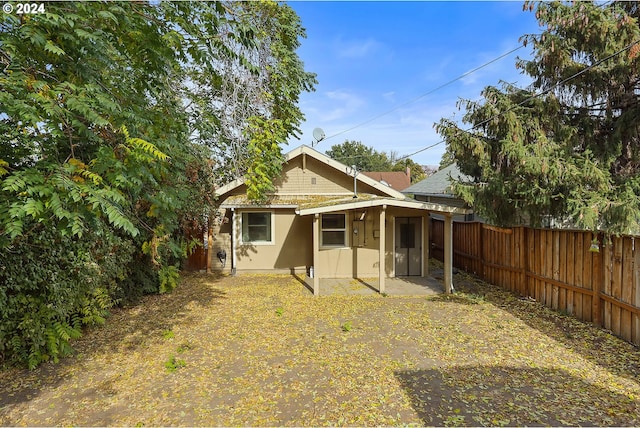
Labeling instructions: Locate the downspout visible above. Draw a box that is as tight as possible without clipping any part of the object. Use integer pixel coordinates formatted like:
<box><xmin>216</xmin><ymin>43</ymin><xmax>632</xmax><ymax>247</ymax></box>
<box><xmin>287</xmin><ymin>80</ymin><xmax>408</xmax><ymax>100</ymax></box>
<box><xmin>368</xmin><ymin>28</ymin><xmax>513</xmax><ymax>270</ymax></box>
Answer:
<box><xmin>231</xmin><ymin>207</ymin><xmax>237</xmax><ymax>276</ymax></box>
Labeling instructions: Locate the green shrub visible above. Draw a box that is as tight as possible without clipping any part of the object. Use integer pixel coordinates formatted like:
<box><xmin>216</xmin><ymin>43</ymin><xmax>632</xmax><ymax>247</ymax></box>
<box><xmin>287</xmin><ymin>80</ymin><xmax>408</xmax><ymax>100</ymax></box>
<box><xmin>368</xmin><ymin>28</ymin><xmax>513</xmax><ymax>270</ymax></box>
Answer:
<box><xmin>0</xmin><ymin>220</ymin><xmax>135</xmax><ymax>368</ymax></box>
<box><xmin>159</xmin><ymin>265</ymin><xmax>180</xmax><ymax>294</ymax></box>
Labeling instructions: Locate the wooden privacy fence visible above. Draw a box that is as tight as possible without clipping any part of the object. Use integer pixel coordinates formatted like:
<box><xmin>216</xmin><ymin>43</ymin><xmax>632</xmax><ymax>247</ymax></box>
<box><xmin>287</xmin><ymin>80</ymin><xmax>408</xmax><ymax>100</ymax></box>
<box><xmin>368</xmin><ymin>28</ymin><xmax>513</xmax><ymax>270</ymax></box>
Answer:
<box><xmin>430</xmin><ymin>219</ymin><xmax>640</xmax><ymax>346</ymax></box>
<box><xmin>184</xmin><ymin>227</ymin><xmax>208</xmax><ymax>271</ymax></box>
<box><xmin>185</xmin><ymin>247</ymin><xmax>207</xmax><ymax>271</ymax></box>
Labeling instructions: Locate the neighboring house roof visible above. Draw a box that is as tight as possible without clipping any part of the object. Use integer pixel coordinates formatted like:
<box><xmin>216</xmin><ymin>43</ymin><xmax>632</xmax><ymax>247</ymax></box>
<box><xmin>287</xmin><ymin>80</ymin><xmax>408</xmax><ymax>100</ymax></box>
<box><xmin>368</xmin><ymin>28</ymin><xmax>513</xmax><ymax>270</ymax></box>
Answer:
<box><xmin>401</xmin><ymin>163</ymin><xmax>469</xmax><ymax>198</ymax></box>
<box><xmin>216</xmin><ymin>145</ymin><xmax>407</xmax><ymax>201</ymax></box>
<box><xmin>361</xmin><ymin>170</ymin><xmax>410</xmax><ymax>191</ymax></box>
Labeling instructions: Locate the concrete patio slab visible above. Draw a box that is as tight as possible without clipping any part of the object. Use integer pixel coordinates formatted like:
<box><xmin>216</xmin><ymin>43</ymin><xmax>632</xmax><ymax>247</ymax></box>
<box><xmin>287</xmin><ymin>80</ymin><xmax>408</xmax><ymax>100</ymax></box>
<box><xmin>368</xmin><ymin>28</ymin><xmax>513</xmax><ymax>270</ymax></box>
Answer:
<box><xmin>303</xmin><ymin>272</ymin><xmax>445</xmax><ymax>296</ymax></box>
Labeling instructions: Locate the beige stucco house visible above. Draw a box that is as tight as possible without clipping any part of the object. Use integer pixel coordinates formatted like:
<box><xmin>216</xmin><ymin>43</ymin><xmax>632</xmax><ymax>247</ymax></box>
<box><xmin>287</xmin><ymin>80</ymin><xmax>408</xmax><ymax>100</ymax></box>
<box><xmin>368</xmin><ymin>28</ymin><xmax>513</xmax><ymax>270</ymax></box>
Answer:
<box><xmin>207</xmin><ymin>145</ymin><xmax>471</xmax><ymax>295</ymax></box>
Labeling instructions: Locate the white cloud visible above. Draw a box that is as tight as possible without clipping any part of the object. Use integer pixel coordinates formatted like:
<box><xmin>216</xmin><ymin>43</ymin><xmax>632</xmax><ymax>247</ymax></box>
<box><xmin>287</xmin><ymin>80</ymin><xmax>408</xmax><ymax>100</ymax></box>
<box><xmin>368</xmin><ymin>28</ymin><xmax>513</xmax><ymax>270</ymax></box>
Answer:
<box><xmin>293</xmin><ymin>93</ymin><xmax>461</xmax><ymax>166</ymax></box>
<box><xmin>314</xmin><ymin>90</ymin><xmax>366</xmax><ymax>122</ymax></box>
<box><xmin>382</xmin><ymin>91</ymin><xmax>396</xmax><ymax>103</ymax></box>
<box><xmin>335</xmin><ymin>37</ymin><xmax>381</xmax><ymax>58</ymax></box>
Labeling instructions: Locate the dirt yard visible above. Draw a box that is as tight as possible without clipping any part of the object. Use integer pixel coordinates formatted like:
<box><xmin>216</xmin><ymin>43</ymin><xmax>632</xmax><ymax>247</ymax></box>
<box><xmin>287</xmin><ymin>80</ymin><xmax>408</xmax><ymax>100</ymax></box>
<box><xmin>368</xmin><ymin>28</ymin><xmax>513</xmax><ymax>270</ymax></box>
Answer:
<box><xmin>1</xmin><ymin>268</ymin><xmax>640</xmax><ymax>426</ymax></box>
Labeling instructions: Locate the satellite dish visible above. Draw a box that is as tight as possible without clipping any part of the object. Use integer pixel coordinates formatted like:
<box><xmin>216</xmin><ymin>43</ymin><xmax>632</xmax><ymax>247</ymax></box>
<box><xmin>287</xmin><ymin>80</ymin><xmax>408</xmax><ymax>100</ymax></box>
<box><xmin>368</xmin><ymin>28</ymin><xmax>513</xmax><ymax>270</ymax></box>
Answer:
<box><xmin>312</xmin><ymin>128</ymin><xmax>325</xmax><ymax>146</ymax></box>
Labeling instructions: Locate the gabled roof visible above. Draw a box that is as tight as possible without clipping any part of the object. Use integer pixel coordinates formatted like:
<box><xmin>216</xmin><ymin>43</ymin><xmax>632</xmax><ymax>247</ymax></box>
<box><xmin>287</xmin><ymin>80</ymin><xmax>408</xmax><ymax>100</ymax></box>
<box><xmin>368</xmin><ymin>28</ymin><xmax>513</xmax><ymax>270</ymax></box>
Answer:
<box><xmin>402</xmin><ymin>163</ymin><xmax>469</xmax><ymax>197</ymax></box>
<box><xmin>361</xmin><ymin>170</ymin><xmax>410</xmax><ymax>191</ymax></box>
<box><xmin>216</xmin><ymin>144</ymin><xmax>407</xmax><ymax>200</ymax></box>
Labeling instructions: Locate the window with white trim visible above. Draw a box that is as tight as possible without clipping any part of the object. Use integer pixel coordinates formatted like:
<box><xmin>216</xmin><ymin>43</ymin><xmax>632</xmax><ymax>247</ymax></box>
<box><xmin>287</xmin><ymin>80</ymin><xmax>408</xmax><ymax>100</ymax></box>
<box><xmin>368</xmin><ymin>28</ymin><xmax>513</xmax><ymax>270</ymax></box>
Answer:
<box><xmin>321</xmin><ymin>213</ymin><xmax>347</xmax><ymax>247</ymax></box>
<box><xmin>241</xmin><ymin>211</ymin><xmax>273</xmax><ymax>244</ymax></box>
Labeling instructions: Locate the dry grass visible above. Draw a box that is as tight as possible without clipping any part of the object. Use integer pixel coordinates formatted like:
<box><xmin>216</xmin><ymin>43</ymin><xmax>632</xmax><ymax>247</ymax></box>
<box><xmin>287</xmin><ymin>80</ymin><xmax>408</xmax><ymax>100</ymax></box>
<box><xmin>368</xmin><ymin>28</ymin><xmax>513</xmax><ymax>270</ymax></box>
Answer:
<box><xmin>1</xmin><ymin>269</ymin><xmax>639</xmax><ymax>426</ymax></box>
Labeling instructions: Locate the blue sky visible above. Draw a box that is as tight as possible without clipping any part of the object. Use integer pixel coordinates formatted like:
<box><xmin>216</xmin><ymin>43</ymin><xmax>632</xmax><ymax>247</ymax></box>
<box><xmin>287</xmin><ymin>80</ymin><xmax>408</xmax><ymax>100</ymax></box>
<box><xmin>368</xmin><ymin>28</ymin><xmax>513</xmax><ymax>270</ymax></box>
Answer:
<box><xmin>286</xmin><ymin>1</ymin><xmax>542</xmax><ymax>166</ymax></box>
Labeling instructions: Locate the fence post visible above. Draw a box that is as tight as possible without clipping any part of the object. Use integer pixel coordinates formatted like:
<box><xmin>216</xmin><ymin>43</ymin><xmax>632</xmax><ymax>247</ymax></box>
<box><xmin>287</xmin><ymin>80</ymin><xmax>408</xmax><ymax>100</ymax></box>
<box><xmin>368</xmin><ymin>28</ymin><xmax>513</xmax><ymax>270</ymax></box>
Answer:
<box><xmin>593</xmin><ymin>232</ymin><xmax>604</xmax><ymax>327</ymax></box>
<box><xmin>479</xmin><ymin>223</ymin><xmax>485</xmax><ymax>280</ymax></box>
<box><xmin>444</xmin><ymin>214</ymin><xmax>453</xmax><ymax>294</ymax></box>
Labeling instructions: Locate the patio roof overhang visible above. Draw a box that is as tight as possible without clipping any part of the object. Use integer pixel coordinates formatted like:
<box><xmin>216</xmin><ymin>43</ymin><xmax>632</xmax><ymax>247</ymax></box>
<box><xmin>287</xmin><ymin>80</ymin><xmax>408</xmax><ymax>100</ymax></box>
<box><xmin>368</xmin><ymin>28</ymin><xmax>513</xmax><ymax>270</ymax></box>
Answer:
<box><xmin>295</xmin><ymin>196</ymin><xmax>473</xmax><ymax>216</ymax></box>
<box><xmin>296</xmin><ymin>196</ymin><xmax>465</xmax><ymax>297</ymax></box>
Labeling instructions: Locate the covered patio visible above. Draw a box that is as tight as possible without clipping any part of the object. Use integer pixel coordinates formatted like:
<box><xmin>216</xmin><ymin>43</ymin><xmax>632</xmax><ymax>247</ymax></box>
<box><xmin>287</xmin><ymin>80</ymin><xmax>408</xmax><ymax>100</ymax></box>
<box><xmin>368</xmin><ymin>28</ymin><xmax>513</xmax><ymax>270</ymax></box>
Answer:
<box><xmin>301</xmin><ymin>275</ymin><xmax>444</xmax><ymax>296</ymax></box>
<box><xmin>296</xmin><ymin>197</ymin><xmax>472</xmax><ymax>296</ymax></box>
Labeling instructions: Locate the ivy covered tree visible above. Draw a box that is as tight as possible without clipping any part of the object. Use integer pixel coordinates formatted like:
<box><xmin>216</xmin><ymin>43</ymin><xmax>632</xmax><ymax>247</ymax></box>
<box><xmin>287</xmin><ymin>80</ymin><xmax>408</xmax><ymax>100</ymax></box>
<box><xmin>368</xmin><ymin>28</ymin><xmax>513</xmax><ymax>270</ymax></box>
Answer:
<box><xmin>186</xmin><ymin>1</ymin><xmax>317</xmax><ymax>197</ymax></box>
<box><xmin>0</xmin><ymin>1</ymin><xmax>314</xmax><ymax>367</ymax></box>
<box><xmin>436</xmin><ymin>1</ymin><xmax>640</xmax><ymax>234</ymax></box>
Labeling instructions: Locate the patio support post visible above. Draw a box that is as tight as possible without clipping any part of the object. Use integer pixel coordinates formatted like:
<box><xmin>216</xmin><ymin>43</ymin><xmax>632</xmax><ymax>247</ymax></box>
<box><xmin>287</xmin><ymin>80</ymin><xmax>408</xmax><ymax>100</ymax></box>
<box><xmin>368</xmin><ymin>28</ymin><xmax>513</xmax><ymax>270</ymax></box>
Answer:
<box><xmin>444</xmin><ymin>213</ymin><xmax>453</xmax><ymax>294</ymax></box>
<box><xmin>379</xmin><ymin>205</ymin><xmax>386</xmax><ymax>294</ymax></box>
<box><xmin>313</xmin><ymin>213</ymin><xmax>320</xmax><ymax>296</ymax></box>
<box><xmin>422</xmin><ymin>213</ymin><xmax>430</xmax><ymax>277</ymax></box>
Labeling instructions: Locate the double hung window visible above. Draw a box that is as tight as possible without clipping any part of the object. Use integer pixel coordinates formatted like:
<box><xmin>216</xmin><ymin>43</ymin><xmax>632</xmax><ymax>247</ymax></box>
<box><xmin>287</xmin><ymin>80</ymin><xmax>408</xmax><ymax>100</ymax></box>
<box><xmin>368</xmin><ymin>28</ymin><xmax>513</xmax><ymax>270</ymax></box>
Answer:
<box><xmin>321</xmin><ymin>213</ymin><xmax>347</xmax><ymax>247</ymax></box>
<box><xmin>241</xmin><ymin>212</ymin><xmax>273</xmax><ymax>244</ymax></box>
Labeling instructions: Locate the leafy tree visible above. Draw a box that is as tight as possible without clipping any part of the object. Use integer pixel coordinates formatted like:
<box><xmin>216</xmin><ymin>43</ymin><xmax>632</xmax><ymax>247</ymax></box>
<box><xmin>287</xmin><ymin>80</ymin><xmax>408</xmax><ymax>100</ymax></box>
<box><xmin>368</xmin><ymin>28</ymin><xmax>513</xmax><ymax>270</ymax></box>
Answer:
<box><xmin>438</xmin><ymin>147</ymin><xmax>455</xmax><ymax>170</ymax></box>
<box><xmin>391</xmin><ymin>158</ymin><xmax>426</xmax><ymax>183</ymax></box>
<box><xmin>326</xmin><ymin>141</ymin><xmax>425</xmax><ymax>182</ymax></box>
<box><xmin>186</xmin><ymin>1</ymin><xmax>317</xmax><ymax>192</ymax></box>
<box><xmin>326</xmin><ymin>140</ymin><xmax>394</xmax><ymax>171</ymax></box>
<box><xmin>0</xmin><ymin>1</ymin><xmax>314</xmax><ymax>367</ymax></box>
<box><xmin>436</xmin><ymin>1</ymin><xmax>640</xmax><ymax>234</ymax></box>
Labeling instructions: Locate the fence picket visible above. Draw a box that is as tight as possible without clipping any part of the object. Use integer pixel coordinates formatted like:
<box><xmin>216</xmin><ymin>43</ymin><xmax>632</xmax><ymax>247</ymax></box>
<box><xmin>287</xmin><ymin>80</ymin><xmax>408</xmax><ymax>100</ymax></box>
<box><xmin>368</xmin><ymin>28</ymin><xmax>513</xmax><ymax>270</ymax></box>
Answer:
<box><xmin>545</xmin><ymin>230</ymin><xmax>553</xmax><ymax>306</ymax></box>
<box><xmin>535</xmin><ymin>229</ymin><xmax>542</xmax><ymax>302</ymax></box>
<box><xmin>621</xmin><ymin>238</ymin><xmax>633</xmax><ymax>342</ymax></box>
<box><xmin>590</xmin><ymin>233</ymin><xmax>600</xmax><ymax>325</ymax></box>
<box><xmin>634</xmin><ymin>238</ymin><xmax>640</xmax><ymax>344</ymax></box>
<box><xmin>574</xmin><ymin>233</ymin><xmax>584</xmax><ymax>319</ymax></box>
<box><xmin>603</xmin><ymin>239</ymin><xmax>613</xmax><ymax>330</ymax></box>
<box><xmin>559</xmin><ymin>231</ymin><xmax>567</xmax><ymax>312</ymax></box>
<box><xmin>567</xmin><ymin>232</ymin><xmax>575</xmax><ymax>315</ymax></box>
<box><xmin>526</xmin><ymin>228</ymin><xmax>534</xmax><ymax>298</ymax></box>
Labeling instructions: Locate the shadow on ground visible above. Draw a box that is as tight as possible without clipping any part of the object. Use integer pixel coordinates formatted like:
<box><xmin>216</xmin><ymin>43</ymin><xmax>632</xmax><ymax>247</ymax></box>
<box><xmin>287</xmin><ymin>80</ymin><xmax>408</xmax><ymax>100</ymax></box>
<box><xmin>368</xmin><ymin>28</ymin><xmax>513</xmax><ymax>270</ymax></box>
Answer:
<box><xmin>449</xmin><ymin>267</ymin><xmax>640</xmax><ymax>391</ymax></box>
<box><xmin>0</xmin><ymin>271</ymin><xmax>227</xmax><ymax>411</ymax></box>
<box><xmin>396</xmin><ymin>365</ymin><xmax>638</xmax><ymax>426</ymax></box>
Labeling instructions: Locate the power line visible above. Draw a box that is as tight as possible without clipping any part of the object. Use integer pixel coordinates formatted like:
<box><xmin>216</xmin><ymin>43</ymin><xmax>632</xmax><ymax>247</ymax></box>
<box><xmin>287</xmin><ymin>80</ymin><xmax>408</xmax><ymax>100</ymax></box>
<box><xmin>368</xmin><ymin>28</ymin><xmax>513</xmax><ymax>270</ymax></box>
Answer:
<box><xmin>319</xmin><ymin>1</ymin><xmax>614</xmax><ymax>147</ymax></box>
<box><xmin>318</xmin><ymin>44</ymin><xmax>526</xmax><ymax>145</ymax></box>
<box><xmin>394</xmin><ymin>37</ymin><xmax>640</xmax><ymax>163</ymax></box>
<box><xmin>318</xmin><ymin>0</ymin><xmax>620</xmax><ymax>164</ymax></box>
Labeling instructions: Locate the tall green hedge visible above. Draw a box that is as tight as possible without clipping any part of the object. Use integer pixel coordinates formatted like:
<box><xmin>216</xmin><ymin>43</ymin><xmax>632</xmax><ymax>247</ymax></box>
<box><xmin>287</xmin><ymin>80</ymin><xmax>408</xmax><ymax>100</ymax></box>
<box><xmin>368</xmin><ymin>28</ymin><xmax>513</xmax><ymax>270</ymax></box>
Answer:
<box><xmin>0</xmin><ymin>220</ymin><xmax>138</xmax><ymax>368</ymax></box>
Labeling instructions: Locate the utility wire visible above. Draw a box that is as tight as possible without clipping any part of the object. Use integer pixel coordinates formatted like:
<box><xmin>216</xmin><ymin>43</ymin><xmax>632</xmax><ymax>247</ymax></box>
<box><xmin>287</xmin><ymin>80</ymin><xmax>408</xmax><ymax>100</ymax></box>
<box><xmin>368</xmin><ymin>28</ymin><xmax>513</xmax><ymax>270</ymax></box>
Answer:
<box><xmin>318</xmin><ymin>44</ymin><xmax>526</xmax><ymax>145</ymax></box>
<box><xmin>393</xmin><ymin>37</ymin><xmax>640</xmax><ymax>163</ymax></box>
<box><xmin>322</xmin><ymin>1</ymin><xmax>618</xmax><ymax>164</ymax></box>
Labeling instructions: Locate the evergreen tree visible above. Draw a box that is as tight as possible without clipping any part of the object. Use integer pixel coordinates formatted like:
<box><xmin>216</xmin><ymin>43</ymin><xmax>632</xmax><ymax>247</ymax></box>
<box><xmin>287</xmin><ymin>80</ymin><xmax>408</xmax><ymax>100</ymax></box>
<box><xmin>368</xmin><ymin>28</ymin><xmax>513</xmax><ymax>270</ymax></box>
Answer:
<box><xmin>436</xmin><ymin>1</ymin><xmax>640</xmax><ymax>234</ymax></box>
